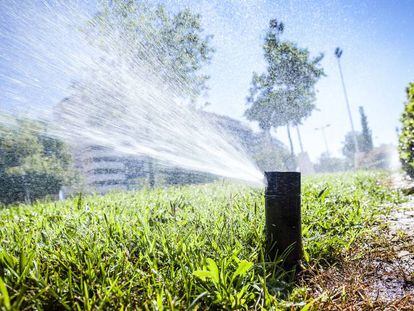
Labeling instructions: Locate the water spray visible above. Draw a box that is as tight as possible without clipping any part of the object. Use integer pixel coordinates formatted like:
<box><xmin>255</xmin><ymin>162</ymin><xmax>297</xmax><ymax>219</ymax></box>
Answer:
<box><xmin>264</xmin><ymin>171</ymin><xmax>302</xmax><ymax>269</ymax></box>
<box><xmin>0</xmin><ymin>0</ymin><xmax>264</xmax><ymax>186</ymax></box>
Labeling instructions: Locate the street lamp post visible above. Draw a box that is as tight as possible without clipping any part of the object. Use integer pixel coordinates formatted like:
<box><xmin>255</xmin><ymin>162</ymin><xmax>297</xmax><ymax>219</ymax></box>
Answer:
<box><xmin>315</xmin><ymin>124</ymin><xmax>331</xmax><ymax>156</ymax></box>
<box><xmin>335</xmin><ymin>48</ymin><xmax>359</xmax><ymax>157</ymax></box>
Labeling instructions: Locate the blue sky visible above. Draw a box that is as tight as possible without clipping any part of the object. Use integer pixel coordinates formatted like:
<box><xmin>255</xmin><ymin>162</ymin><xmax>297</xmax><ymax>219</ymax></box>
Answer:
<box><xmin>176</xmin><ymin>0</ymin><xmax>414</xmax><ymax>160</ymax></box>
<box><xmin>1</xmin><ymin>0</ymin><xmax>413</xmax><ymax>161</ymax></box>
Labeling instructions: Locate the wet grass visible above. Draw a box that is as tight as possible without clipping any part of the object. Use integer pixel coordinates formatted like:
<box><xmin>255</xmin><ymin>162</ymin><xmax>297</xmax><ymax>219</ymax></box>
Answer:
<box><xmin>0</xmin><ymin>171</ymin><xmax>403</xmax><ymax>310</ymax></box>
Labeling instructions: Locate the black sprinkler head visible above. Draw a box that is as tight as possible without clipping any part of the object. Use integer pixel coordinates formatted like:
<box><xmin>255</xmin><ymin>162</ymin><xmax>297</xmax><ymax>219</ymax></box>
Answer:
<box><xmin>264</xmin><ymin>171</ymin><xmax>302</xmax><ymax>270</ymax></box>
<box><xmin>265</xmin><ymin>171</ymin><xmax>301</xmax><ymax>196</ymax></box>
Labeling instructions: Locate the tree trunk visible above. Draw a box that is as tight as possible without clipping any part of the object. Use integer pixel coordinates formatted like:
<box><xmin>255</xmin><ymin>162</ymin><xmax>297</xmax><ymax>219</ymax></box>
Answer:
<box><xmin>287</xmin><ymin>124</ymin><xmax>295</xmax><ymax>157</ymax></box>
<box><xmin>296</xmin><ymin>125</ymin><xmax>304</xmax><ymax>154</ymax></box>
<box><xmin>263</xmin><ymin>129</ymin><xmax>272</xmax><ymax>146</ymax></box>
<box><xmin>148</xmin><ymin>159</ymin><xmax>155</xmax><ymax>188</ymax></box>
<box><xmin>286</xmin><ymin>124</ymin><xmax>297</xmax><ymax>171</ymax></box>
<box><xmin>22</xmin><ymin>174</ymin><xmax>31</xmax><ymax>204</ymax></box>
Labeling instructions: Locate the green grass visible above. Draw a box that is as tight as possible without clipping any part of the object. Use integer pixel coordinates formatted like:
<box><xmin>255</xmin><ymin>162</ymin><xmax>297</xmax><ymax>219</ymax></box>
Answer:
<box><xmin>0</xmin><ymin>171</ymin><xmax>403</xmax><ymax>310</ymax></box>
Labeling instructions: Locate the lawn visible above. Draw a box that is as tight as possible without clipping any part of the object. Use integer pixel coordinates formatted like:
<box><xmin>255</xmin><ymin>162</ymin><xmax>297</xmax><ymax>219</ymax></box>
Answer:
<box><xmin>0</xmin><ymin>171</ymin><xmax>402</xmax><ymax>310</ymax></box>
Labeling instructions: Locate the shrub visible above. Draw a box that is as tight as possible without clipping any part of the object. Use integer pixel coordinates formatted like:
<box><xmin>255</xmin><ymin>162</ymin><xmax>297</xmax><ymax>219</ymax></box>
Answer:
<box><xmin>0</xmin><ymin>116</ymin><xmax>77</xmax><ymax>204</ymax></box>
<box><xmin>359</xmin><ymin>144</ymin><xmax>395</xmax><ymax>170</ymax></box>
<box><xmin>399</xmin><ymin>82</ymin><xmax>414</xmax><ymax>178</ymax></box>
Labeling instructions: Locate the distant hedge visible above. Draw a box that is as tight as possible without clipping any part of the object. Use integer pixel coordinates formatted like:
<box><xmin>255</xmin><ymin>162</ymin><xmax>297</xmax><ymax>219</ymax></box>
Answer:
<box><xmin>399</xmin><ymin>82</ymin><xmax>414</xmax><ymax>178</ymax></box>
<box><xmin>0</xmin><ymin>117</ymin><xmax>76</xmax><ymax>204</ymax></box>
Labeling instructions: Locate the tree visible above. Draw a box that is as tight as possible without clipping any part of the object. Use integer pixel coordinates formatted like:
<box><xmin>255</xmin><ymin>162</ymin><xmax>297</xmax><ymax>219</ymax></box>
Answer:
<box><xmin>88</xmin><ymin>0</ymin><xmax>214</xmax><ymax>102</ymax></box>
<box><xmin>0</xmin><ymin>117</ymin><xmax>76</xmax><ymax>204</ymax></box>
<box><xmin>358</xmin><ymin>144</ymin><xmax>394</xmax><ymax>169</ymax></box>
<box><xmin>206</xmin><ymin>111</ymin><xmax>291</xmax><ymax>172</ymax></box>
<box><xmin>314</xmin><ymin>152</ymin><xmax>348</xmax><ymax>173</ymax></box>
<box><xmin>55</xmin><ymin>1</ymin><xmax>215</xmax><ymax>187</ymax></box>
<box><xmin>245</xmin><ymin>19</ymin><xmax>324</xmax><ymax>163</ymax></box>
<box><xmin>342</xmin><ymin>131</ymin><xmax>364</xmax><ymax>162</ymax></box>
<box><xmin>359</xmin><ymin>106</ymin><xmax>373</xmax><ymax>152</ymax></box>
<box><xmin>399</xmin><ymin>82</ymin><xmax>414</xmax><ymax>178</ymax></box>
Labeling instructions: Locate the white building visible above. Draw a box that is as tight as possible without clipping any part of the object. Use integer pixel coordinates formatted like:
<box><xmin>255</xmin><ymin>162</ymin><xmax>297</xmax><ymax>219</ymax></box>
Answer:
<box><xmin>73</xmin><ymin>145</ymin><xmax>148</xmax><ymax>193</ymax></box>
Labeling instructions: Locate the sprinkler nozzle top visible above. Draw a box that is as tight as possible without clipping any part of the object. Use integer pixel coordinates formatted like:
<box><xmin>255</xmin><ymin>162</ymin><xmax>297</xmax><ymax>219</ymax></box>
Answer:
<box><xmin>264</xmin><ymin>171</ymin><xmax>301</xmax><ymax>195</ymax></box>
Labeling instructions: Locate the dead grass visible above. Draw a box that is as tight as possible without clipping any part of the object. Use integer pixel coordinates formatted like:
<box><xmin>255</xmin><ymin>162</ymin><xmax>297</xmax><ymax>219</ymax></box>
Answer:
<box><xmin>302</xmin><ymin>225</ymin><xmax>414</xmax><ymax>310</ymax></box>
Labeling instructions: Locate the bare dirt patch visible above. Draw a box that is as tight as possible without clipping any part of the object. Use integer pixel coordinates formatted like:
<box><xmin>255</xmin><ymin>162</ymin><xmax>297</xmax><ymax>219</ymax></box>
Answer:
<box><xmin>304</xmin><ymin>175</ymin><xmax>414</xmax><ymax>310</ymax></box>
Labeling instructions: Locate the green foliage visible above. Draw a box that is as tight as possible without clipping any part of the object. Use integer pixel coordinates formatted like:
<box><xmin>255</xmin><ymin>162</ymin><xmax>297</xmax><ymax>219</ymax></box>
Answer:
<box><xmin>358</xmin><ymin>106</ymin><xmax>373</xmax><ymax>152</ymax></box>
<box><xmin>358</xmin><ymin>144</ymin><xmax>395</xmax><ymax>170</ymax></box>
<box><xmin>0</xmin><ymin>117</ymin><xmax>76</xmax><ymax>204</ymax></box>
<box><xmin>245</xmin><ymin>19</ymin><xmax>324</xmax><ymax>131</ymax></box>
<box><xmin>314</xmin><ymin>152</ymin><xmax>349</xmax><ymax>173</ymax></box>
<box><xmin>342</xmin><ymin>131</ymin><xmax>364</xmax><ymax>161</ymax></box>
<box><xmin>252</xmin><ymin>134</ymin><xmax>291</xmax><ymax>171</ymax></box>
<box><xmin>192</xmin><ymin>257</ymin><xmax>255</xmax><ymax>307</ymax></box>
<box><xmin>90</xmin><ymin>0</ymin><xmax>214</xmax><ymax>101</ymax></box>
<box><xmin>399</xmin><ymin>82</ymin><xmax>414</xmax><ymax>178</ymax></box>
<box><xmin>208</xmin><ymin>112</ymin><xmax>291</xmax><ymax>171</ymax></box>
<box><xmin>0</xmin><ymin>171</ymin><xmax>401</xmax><ymax>309</ymax></box>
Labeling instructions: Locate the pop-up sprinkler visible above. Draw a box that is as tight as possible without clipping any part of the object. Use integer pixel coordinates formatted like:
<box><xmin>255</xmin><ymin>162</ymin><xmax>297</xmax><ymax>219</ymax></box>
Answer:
<box><xmin>264</xmin><ymin>171</ymin><xmax>303</xmax><ymax>269</ymax></box>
